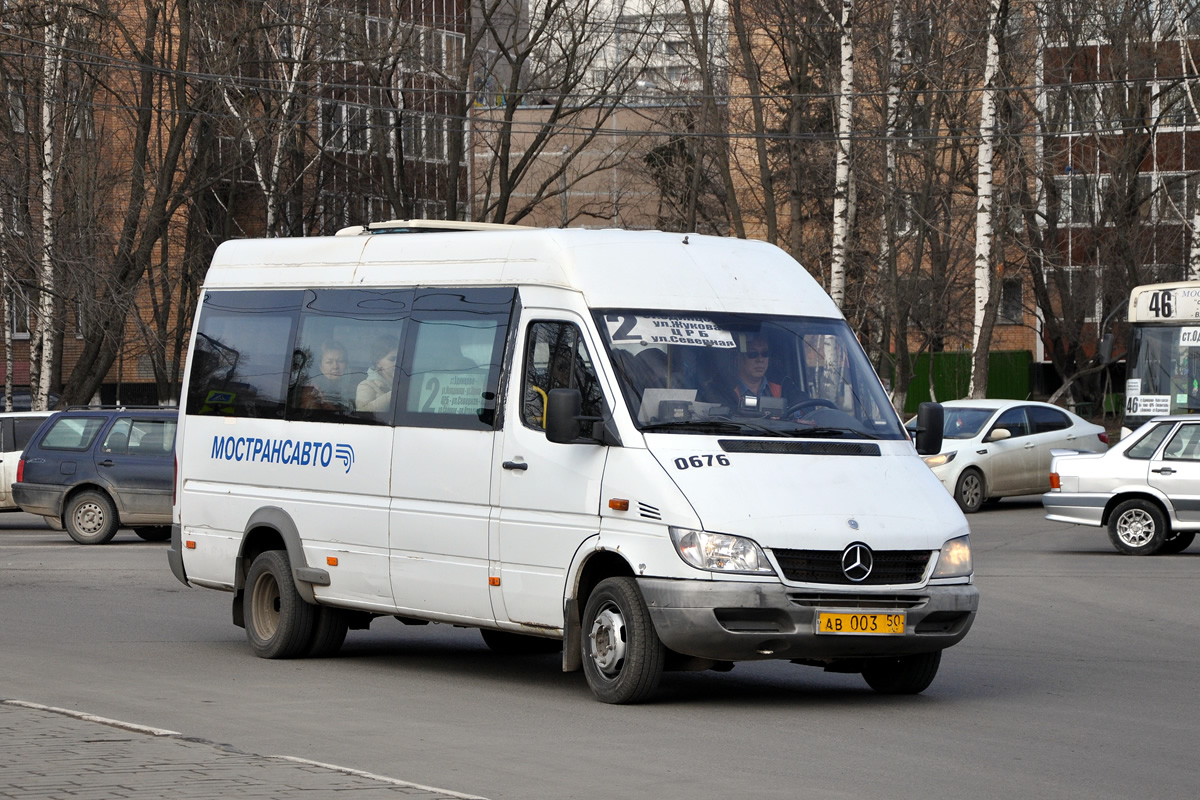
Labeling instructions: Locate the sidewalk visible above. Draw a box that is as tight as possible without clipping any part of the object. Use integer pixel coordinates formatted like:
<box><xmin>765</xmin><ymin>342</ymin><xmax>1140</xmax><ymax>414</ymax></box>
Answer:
<box><xmin>0</xmin><ymin>700</ymin><xmax>487</xmax><ymax>800</ymax></box>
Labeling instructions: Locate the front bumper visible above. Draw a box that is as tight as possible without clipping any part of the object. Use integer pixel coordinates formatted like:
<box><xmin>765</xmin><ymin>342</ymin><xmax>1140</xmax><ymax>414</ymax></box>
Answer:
<box><xmin>10</xmin><ymin>483</ymin><xmax>66</xmax><ymax>517</ymax></box>
<box><xmin>1042</xmin><ymin>493</ymin><xmax>1105</xmax><ymax>527</ymax></box>
<box><xmin>638</xmin><ymin>577</ymin><xmax>978</xmax><ymax>662</ymax></box>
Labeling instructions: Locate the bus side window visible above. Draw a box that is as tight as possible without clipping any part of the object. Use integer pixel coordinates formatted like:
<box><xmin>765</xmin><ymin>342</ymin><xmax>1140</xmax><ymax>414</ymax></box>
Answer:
<box><xmin>394</xmin><ymin>287</ymin><xmax>515</xmax><ymax>431</ymax></box>
<box><xmin>521</xmin><ymin>321</ymin><xmax>605</xmax><ymax>434</ymax></box>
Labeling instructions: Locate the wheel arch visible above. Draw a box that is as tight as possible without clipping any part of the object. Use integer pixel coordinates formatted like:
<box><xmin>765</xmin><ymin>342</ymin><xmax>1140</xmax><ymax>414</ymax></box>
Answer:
<box><xmin>561</xmin><ymin>548</ymin><xmax>637</xmax><ymax>673</ymax></box>
<box><xmin>1102</xmin><ymin>492</ymin><xmax>1171</xmax><ymax>528</ymax></box>
<box><xmin>63</xmin><ymin>483</ymin><xmax>120</xmax><ymax>521</ymax></box>
<box><xmin>235</xmin><ymin>506</ymin><xmax>328</xmax><ymax>605</ymax></box>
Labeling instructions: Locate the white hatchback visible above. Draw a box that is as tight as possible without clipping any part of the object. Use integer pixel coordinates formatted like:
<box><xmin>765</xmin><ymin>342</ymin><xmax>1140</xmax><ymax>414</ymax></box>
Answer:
<box><xmin>0</xmin><ymin>411</ymin><xmax>53</xmax><ymax>509</ymax></box>
<box><xmin>1045</xmin><ymin>415</ymin><xmax>1200</xmax><ymax>555</ymax></box>
<box><xmin>912</xmin><ymin>399</ymin><xmax>1108</xmax><ymax>513</ymax></box>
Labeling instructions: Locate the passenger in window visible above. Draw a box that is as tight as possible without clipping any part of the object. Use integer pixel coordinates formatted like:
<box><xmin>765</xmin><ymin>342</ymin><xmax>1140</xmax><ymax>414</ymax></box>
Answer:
<box><xmin>304</xmin><ymin>341</ymin><xmax>356</xmax><ymax>411</ymax></box>
<box><xmin>357</xmin><ymin>337</ymin><xmax>398</xmax><ymax>412</ymax></box>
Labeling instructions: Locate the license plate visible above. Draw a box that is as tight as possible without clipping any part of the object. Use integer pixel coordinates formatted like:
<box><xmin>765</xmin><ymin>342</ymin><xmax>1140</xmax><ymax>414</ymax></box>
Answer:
<box><xmin>816</xmin><ymin>612</ymin><xmax>905</xmax><ymax>635</ymax></box>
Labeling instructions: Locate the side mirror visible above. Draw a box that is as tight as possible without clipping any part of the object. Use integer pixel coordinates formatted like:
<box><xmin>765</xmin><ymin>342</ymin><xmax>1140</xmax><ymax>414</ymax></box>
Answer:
<box><xmin>914</xmin><ymin>402</ymin><xmax>943</xmax><ymax>456</ymax></box>
<box><xmin>985</xmin><ymin>427</ymin><xmax>1011</xmax><ymax>443</ymax></box>
<box><xmin>545</xmin><ymin>388</ymin><xmax>583</xmax><ymax>444</ymax></box>
<box><xmin>1098</xmin><ymin>333</ymin><xmax>1114</xmax><ymax>365</ymax></box>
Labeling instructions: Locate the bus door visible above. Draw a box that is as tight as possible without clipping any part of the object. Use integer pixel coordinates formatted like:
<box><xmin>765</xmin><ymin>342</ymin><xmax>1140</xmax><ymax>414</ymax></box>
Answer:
<box><xmin>388</xmin><ymin>289</ymin><xmax>514</xmax><ymax>624</ymax></box>
<box><xmin>492</xmin><ymin>315</ymin><xmax>609</xmax><ymax>630</ymax></box>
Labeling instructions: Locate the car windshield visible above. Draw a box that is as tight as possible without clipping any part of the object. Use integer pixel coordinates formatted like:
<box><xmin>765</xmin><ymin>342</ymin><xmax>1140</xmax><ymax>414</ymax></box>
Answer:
<box><xmin>942</xmin><ymin>407</ymin><xmax>998</xmax><ymax>439</ymax></box>
<box><xmin>594</xmin><ymin>310</ymin><xmax>906</xmax><ymax>439</ymax></box>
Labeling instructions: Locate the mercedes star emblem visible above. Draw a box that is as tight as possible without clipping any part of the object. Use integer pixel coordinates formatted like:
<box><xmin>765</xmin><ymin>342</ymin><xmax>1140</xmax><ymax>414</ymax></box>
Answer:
<box><xmin>841</xmin><ymin>542</ymin><xmax>873</xmax><ymax>582</ymax></box>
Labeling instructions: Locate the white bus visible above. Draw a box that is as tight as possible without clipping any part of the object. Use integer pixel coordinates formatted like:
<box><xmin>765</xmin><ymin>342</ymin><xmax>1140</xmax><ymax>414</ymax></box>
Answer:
<box><xmin>1124</xmin><ymin>281</ymin><xmax>1200</xmax><ymax>436</ymax></box>
<box><xmin>169</xmin><ymin>222</ymin><xmax>978</xmax><ymax>703</ymax></box>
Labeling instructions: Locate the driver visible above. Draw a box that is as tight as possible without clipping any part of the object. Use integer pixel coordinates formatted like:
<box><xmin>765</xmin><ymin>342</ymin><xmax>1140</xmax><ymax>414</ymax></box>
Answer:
<box><xmin>702</xmin><ymin>334</ymin><xmax>783</xmax><ymax>410</ymax></box>
<box><xmin>732</xmin><ymin>334</ymin><xmax>782</xmax><ymax>403</ymax></box>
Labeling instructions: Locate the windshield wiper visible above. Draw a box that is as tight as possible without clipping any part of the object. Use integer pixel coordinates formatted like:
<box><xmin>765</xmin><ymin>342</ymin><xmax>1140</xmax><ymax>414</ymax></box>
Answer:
<box><xmin>640</xmin><ymin>420</ymin><xmax>745</xmax><ymax>434</ymax></box>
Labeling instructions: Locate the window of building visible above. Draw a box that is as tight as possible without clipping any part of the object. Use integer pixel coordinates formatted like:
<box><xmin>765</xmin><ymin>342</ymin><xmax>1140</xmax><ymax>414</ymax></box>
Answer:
<box><xmin>6</xmin><ymin>291</ymin><xmax>30</xmax><ymax>339</ymax></box>
<box><xmin>1000</xmin><ymin>278</ymin><xmax>1023</xmax><ymax>324</ymax></box>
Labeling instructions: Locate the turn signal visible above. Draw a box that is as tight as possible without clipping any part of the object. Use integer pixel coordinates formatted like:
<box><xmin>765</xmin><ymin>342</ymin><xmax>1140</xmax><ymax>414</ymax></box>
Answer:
<box><xmin>1049</xmin><ymin>472</ymin><xmax>1060</xmax><ymax>490</ymax></box>
<box><xmin>185</xmin><ymin>540</ymin><xmax>196</xmax><ymax>549</ymax></box>
<box><xmin>609</xmin><ymin>498</ymin><xmax>630</xmax><ymax>511</ymax></box>
<box><xmin>326</xmin><ymin>556</ymin><xmax>338</xmax><ymax>566</ymax></box>
<box><xmin>489</xmin><ymin>576</ymin><xmax>501</xmax><ymax>586</ymax></box>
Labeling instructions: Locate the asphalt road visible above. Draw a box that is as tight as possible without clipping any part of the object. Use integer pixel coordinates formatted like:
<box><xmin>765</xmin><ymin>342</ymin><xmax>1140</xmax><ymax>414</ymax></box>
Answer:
<box><xmin>1</xmin><ymin>502</ymin><xmax>1196</xmax><ymax>800</ymax></box>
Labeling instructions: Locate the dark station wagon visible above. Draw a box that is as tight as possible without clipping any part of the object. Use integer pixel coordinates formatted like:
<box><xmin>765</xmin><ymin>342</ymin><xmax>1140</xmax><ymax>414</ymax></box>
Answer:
<box><xmin>12</xmin><ymin>408</ymin><xmax>178</xmax><ymax>544</ymax></box>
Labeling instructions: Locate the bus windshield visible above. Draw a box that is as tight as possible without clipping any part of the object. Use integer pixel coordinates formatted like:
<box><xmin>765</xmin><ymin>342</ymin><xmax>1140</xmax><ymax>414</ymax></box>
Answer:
<box><xmin>594</xmin><ymin>310</ymin><xmax>906</xmax><ymax>440</ymax></box>
<box><xmin>1126</xmin><ymin>324</ymin><xmax>1200</xmax><ymax>420</ymax></box>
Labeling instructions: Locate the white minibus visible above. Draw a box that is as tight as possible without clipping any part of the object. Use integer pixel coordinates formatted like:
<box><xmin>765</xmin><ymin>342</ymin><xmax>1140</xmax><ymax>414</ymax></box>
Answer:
<box><xmin>169</xmin><ymin>222</ymin><xmax>977</xmax><ymax>703</ymax></box>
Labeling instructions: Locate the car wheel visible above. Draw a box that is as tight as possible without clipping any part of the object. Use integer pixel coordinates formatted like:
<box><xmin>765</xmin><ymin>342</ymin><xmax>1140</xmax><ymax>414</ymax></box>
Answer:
<box><xmin>862</xmin><ymin>650</ymin><xmax>942</xmax><ymax>694</ymax></box>
<box><xmin>581</xmin><ymin>577</ymin><xmax>664</xmax><ymax>704</ymax></box>
<box><xmin>1159</xmin><ymin>530</ymin><xmax>1196</xmax><ymax>555</ymax></box>
<box><xmin>954</xmin><ymin>469</ymin><xmax>985</xmax><ymax>514</ymax></box>
<box><xmin>64</xmin><ymin>490</ymin><xmax>119</xmax><ymax>545</ymax></box>
<box><xmin>244</xmin><ymin>550</ymin><xmax>316</xmax><ymax>659</ymax></box>
<box><xmin>1107</xmin><ymin>499</ymin><xmax>1169</xmax><ymax>555</ymax></box>
<box><xmin>480</xmin><ymin>628</ymin><xmax>563</xmax><ymax>655</ymax></box>
<box><xmin>134</xmin><ymin>526</ymin><xmax>171</xmax><ymax>542</ymax></box>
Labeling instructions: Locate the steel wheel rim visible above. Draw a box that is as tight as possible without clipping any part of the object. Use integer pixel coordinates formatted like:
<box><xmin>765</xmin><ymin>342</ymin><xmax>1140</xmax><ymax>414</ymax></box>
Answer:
<box><xmin>587</xmin><ymin>602</ymin><xmax>627</xmax><ymax>677</ymax></box>
<box><xmin>961</xmin><ymin>475</ymin><xmax>982</xmax><ymax>509</ymax></box>
<box><xmin>73</xmin><ymin>502</ymin><xmax>105</xmax><ymax>535</ymax></box>
<box><xmin>1117</xmin><ymin>509</ymin><xmax>1155</xmax><ymax>546</ymax></box>
<box><xmin>250</xmin><ymin>572</ymin><xmax>281</xmax><ymax>641</ymax></box>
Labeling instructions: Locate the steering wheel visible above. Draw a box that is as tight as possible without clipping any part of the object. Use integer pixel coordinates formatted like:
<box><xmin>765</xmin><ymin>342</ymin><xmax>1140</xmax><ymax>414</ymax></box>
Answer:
<box><xmin>784</xmin><ymin>397</ymin><xmax>838</xmax><ymax>417</ymax></box>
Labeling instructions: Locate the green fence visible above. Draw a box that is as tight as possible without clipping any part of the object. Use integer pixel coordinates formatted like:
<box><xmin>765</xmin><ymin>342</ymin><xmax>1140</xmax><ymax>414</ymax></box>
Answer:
<box><xmin>899</xmin><ymin>351</ymin><xmax>1032</xmax><ymax>414</ymax></box>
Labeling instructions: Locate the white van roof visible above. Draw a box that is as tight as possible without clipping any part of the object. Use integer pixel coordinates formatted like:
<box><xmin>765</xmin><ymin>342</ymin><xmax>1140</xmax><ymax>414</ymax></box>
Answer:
<box><xmin>204</xmin><ymin>226</ymin><xmax>840</xmax><ymax>317</ymax></box>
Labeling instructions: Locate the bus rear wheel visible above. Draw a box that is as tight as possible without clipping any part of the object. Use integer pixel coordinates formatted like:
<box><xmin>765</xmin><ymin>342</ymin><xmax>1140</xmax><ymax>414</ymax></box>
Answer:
<box><xmin>245</xmin><ymin>550</ymin><xmax>315</xmax><ymax>659</ymax></box>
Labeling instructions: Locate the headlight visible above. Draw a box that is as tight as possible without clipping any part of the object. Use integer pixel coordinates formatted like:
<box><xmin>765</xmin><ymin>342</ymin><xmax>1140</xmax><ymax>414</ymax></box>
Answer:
<box><xmin>923</xmin><ymin>451</ymin><xmax>956</xmax><ymax>468</ymax></box>
<box><xmin>669</xmin><ymin>527</ymin><xmax>775</xmax><ymax>574</ymax></box>
<box><xmin>931</xmin><ymin>534</ymin><xmax>973</xmax><ymax>578</ymax></box>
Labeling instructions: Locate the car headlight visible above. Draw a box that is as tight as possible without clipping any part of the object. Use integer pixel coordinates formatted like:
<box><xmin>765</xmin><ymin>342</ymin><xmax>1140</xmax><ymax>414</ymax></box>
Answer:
<box><xmin>923</xmin><ymin>451</ymin><xmax>957</xmax><ymax>468</ymax></box>
<box><xmin>669</xmin><ymin>527</ymin><xmax>775</xmax><ymax>574</ymax></box>
<box><xmin>931</xmin><ymin>534</ymin><xmax>972</xmax><ymax>578</ymax></box>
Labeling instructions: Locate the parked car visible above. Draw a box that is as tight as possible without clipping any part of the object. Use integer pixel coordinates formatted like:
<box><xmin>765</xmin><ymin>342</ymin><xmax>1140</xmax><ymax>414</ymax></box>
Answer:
<box><xmin>909</xmin><ymin>399</ymin><xmax>1108</xmax><ymax>513</ymax></box>
<box><xmin>1044</xmin><ymin>415</ymin><xmax>1200</xmax><ymax>555</ymax></box>
<box><xmin>0</xmin><ymin>389</ymin><xmax>60</xmax><ymax>411</ymax></box>
<box><xmin>0</xmin><ymin>411</ymin><xmax>54</xmax><ymax>509</ymax></box>
<box><xmin>12</xmin><ymin>407</ymin><xmax>177</xmax><ymax>544</ymax></box>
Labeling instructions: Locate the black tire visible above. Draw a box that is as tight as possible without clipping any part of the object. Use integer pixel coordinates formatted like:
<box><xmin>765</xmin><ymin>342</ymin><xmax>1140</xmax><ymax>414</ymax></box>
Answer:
<box><xmin>244</xmin><ymin>550</ymin><xmax>316</xmax><ymax>659</ymax></box>
<box><xmin>306</xmin><ymin>606</ymin><xmax>349</xmax><ymax>658</ymax></box>
<box><xmin>954</xmin><ymin>469</ymin><xmax>985</xmax><ymax>514</ymax></box>
<box><xmin>64</xmin><ymin>490</ymin><xmax>119</xmax><ymax>545</ymax></box>
<box><xmin>480</xmin><ymin>628</ymin><xmax>563</xmax><ymax>655</ymax></box>
<box><xmin>1107</xmin><ymin>499</ymin><xmax>1169</xmax><ymax>555</ymax></box>
<box><xmin>580</xmin><ymin>577</ymin><xmax>664</xmax><ymax>704</ymax></box>
<box><xmin>862</xmin><ymin>650</ymin><xmax>942</xmax><ymax>694</ymax></box>
<box><xmin>134</xmin><ymin>526</ymin><xmax>171</xmax><ymax>542</ymax></box>
<box><xmin>1159</xmin><ymin>530</ymin><xmax>1196</xmax><ymax>555</ymax></box>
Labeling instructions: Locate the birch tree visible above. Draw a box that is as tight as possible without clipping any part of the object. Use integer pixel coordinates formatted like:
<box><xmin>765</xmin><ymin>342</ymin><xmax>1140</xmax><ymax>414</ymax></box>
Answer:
<box><xmin>827</xmin><ymin>0</ymin><xmax>855</xmax><ymax>307</ymax></box>
<box><xmin>967</xmin><ymin>0</ymin><xmax>1007</xmax><ymax>398</ymax></box>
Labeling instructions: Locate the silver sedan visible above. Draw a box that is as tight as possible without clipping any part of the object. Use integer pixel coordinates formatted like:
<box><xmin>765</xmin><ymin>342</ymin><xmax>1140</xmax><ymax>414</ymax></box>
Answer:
<box><xmin>1044</xmin><ymin>415</ymin><xmax>1200</xmax><ymax>555</ymax></box>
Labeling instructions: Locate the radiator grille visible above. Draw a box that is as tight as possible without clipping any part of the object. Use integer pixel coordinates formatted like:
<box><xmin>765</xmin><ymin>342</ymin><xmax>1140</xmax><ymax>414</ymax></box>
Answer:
<box><xmin>718</xmin><ymin>440</ymin><xmax>881</xmax><ymax>456</ymax></box>
<box><xmin>772</xmin><ymin>548</ymin><xmax>932</xmax><ymax>585</ymax></box>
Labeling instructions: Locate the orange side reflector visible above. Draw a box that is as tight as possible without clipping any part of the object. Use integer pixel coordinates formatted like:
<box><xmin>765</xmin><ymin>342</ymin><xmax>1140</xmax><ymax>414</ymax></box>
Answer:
<box><xmin>1049</xmin><ymin>473</ymin><xmax>1060</xmax><ymax>490</ymax></box>
<box><xmin>609</xmin><ymin>498</ymin><xmax>630</xmax><ymax>511</ymax></box>
<box><xmin>326</xmin><ymin>556</ymin><xmax>339</xmax><ymax>566</ymax></box>
<box><xmin>489</xmin><ymin>576</ymin><xmax>501</xmax><ymax>586</ymax></box>
<box><xmin>185</xmin><ymin>540</ymin><xmax>196</xmax><ymax>550</ymax></box>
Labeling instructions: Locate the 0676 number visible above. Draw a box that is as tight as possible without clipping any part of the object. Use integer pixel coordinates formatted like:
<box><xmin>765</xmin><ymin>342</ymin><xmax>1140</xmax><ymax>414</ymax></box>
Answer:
<box><xmin>674</xmin><ymin>454</ymin><xmax>731</xmax><ymax>470</ymax></box>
